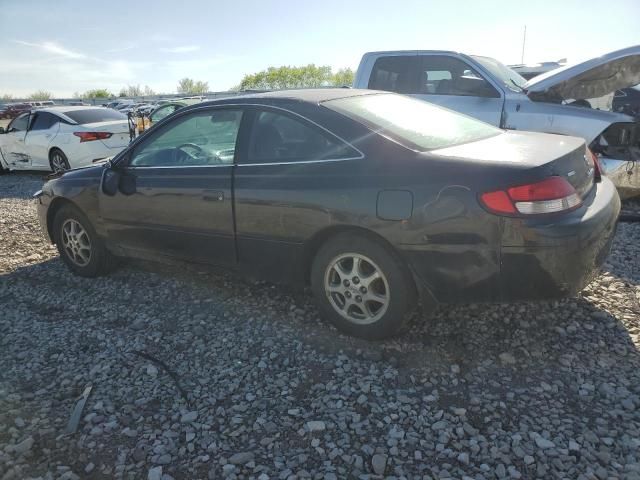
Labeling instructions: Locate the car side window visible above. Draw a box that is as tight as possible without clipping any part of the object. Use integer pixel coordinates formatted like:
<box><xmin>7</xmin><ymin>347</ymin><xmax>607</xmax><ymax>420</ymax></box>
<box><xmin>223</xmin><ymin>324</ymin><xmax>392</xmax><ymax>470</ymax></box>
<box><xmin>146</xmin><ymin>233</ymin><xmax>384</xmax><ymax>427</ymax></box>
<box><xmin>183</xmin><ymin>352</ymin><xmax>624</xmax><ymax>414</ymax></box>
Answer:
<box><xmin>30</xmin><ymin>112</ymin><xmax>58</xmax><ymax>131</ymax></box>
<box><xmin>247</xmin><ymin>110</ymin><xmax>358</xmax><ymax>164</ymax></box>
<box><xmin>368</xmin><ymin>56</ymin><xmax>417</xmax><ymax>94</ymax></box>
<box><xmin>129</xmin><ymin>109</ymin><xmax>243</xmax><ymax>167</ymax></box>
<box><xmin>151</xmin><ymin>104</ymin><xmax>180</xmax><ymax>123</ymax></box>
<box><xmin>8</xmin><ymin>114</ymin><xmax>29</xmax><ymax>132</ymax></box>
<box><xmin>419</xmin><ymin>55</ymin><xmax>498</xmax><ymax>97</ymax></box>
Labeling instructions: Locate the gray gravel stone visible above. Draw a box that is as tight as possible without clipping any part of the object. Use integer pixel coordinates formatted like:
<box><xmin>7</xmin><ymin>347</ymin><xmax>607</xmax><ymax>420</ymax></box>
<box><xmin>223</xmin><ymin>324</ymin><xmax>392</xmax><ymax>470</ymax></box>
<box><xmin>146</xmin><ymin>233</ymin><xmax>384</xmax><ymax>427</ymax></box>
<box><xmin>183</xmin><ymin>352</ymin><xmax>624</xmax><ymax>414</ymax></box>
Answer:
<box><xmin>228</xmin><ymin>452</ymin><xmax>254</xmax><ymax>465</ymax></box>
<box><xmin>148</xmin><ymin>466</ymin><xmax>162</xmax><ymax>480</ymax></box>
<box><xmin>371</xmin><ymin>453</ymin><xmax>387</xmax><ymax>475</ymax></box>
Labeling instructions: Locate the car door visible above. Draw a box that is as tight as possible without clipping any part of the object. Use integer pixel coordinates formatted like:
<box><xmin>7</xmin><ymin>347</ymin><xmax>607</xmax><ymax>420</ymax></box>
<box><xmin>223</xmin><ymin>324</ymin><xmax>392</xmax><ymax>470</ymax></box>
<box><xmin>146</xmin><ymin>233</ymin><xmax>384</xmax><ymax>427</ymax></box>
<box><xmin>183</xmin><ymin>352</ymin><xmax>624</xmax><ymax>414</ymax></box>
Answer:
<box><xmin>98</xmin><ymin>106</ymin><xmax>244</xmax><ymax>265</ymax></box>
<box><xmin>24</xmin><ymin>112</ymin><xmax>60</xmax><ymax>169</ymax></box>
<box><xmin>233</xmin><ymin>107</ymin><xmax>363</xmax><ymax>282</ymax></box>
<box><xmin>412</xmin><ymin>55</ymin><xmax>504</xmax><ymax>126</ymax></box>
<box><xmin>0</xmin><ymin>113</ymin><xmax>31</xmax><ymax>169</ymax></box>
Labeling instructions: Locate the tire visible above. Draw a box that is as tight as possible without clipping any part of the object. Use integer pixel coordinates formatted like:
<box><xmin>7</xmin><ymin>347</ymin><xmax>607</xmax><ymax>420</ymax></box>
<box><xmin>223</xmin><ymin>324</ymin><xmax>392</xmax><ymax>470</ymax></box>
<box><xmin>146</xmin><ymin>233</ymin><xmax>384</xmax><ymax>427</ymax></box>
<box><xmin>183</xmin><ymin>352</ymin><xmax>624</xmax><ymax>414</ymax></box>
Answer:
<box><xmin>310</xmin><ymin>232</ymin><xmax>416</xmax><ymax>340</ymax></box>
<box><xmin>49</xmin><ymin>148</ymin><xmax>70</xmax><ymax>173</ymax></box>
<box><xmin>53</xmin><ymin>204</ymin><xmax>115</xmax><ymax>277</ymax></box>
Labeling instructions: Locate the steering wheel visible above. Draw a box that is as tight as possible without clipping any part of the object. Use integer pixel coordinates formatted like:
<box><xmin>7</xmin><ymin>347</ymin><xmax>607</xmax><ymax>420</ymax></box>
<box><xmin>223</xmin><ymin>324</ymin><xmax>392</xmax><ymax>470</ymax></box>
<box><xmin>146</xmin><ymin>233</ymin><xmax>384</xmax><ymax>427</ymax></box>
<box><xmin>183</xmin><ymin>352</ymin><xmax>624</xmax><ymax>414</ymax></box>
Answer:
<box><xmin>177</xmin><ymin>143</ymin><xmax>206</xmax><ymax>156</ymax></box>
<box><xmin>176</xmin><ymin>143</ymin><xmax>223</xmax><ymax>164</ymax></box>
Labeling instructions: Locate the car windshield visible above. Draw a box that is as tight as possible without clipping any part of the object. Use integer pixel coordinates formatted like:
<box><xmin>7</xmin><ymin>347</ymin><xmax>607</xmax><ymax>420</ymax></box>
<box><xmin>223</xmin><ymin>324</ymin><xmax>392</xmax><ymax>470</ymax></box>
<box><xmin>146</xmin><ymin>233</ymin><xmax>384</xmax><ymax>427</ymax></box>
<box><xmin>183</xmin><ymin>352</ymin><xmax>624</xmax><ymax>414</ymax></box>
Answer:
<box><xmin>63</xmin><ymin>108</ymin><xmax>127</xmax><ymax>124</ymax></box>
<box><xmin>323</xmin><ymin>93</ymin><xmax>502</xmax><ymax>151</ymax></box>
<box><xmin>472</xmin><ymin>55</ymin><xmax>527</xmax><ymax>92</ymax></box>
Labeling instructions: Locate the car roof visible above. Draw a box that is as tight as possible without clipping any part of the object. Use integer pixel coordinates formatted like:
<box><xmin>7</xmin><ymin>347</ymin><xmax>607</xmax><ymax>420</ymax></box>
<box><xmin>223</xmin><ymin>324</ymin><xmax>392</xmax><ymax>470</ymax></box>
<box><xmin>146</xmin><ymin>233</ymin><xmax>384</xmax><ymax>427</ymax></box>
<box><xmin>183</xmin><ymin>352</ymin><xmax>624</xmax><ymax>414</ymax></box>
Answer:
<box><xmin>39</xmin><ymin>106</ymin><xmax>105</xmax><ymax>113</ymax></box>
<box><xmin>362</xmin><ymin>49</ymin><xmax>461</xmax><ymax>56</ymax></box>
<box><xmin>195</xmin><ymin>88</ymin><xmax>381</xmax><ymax>108</ymax></box>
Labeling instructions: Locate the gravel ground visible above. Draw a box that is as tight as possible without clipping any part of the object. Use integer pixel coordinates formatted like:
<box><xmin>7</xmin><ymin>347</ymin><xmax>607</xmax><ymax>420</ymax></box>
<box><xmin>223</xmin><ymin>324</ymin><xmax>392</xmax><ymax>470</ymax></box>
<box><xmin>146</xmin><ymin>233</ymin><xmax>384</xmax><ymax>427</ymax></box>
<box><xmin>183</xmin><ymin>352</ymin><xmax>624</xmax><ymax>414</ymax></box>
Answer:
<box><xmin>1</xmin><ymin>173</ymin><xmax>639</xmax><ymax>480</ymax></box>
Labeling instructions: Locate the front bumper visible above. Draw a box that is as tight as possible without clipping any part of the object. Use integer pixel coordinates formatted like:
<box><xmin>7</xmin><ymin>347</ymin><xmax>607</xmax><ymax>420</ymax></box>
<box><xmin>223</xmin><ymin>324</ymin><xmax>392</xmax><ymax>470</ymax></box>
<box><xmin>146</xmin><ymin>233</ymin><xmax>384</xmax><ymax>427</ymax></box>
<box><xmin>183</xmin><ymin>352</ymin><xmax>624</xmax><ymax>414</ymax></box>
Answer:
<box><xmin>35</xmin><ymin>191</ymin><xmax>53</xmax><ymax>243</ymax></box>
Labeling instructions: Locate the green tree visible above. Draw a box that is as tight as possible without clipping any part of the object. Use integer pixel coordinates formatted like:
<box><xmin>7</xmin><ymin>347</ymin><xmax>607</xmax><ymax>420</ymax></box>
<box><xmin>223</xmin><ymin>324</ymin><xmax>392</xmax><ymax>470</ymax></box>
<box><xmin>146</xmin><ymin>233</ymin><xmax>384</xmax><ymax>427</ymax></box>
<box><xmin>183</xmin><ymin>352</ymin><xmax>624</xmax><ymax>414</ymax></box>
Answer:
<box><xmin>120</xmin><ymin>85</ymin><xmax>142</xmax><ymax>97</ymax></box>
<box><xmin>177</xmin><ymin>78</ymin><xmax>195</xmax><ymax>94</ymax></box>
<box><xmin>1</xmin><ymin>94</ymin><xmax>14</xmax><ymax>101</ymax></box>
<box><xmin>29</xmin><ymin>90</ymin><xmax>53</xmax><ymax>100</ymax></box>
<box><xmin>332</xmin><ymin>68</ymin><xmax>354</xmax><ymax>87</ymax></box>
<box><xmin>83</xmin><ymin>89</ymin><xmax>113</xmax><ymax>99</ymax></box>
<box><xmin>238</xmin><ymin>64</ymin><xmax>352</xmax><ymax>90</ymax></box>
<box><xmin>177</xmin><ymin>78</ymin><xmax>209</xmax><ymax>94</ymax></box>
<box><xmin>118</xmin><ymin>88</ymin><xmax>127</xmax><ymax>98</ymax></box>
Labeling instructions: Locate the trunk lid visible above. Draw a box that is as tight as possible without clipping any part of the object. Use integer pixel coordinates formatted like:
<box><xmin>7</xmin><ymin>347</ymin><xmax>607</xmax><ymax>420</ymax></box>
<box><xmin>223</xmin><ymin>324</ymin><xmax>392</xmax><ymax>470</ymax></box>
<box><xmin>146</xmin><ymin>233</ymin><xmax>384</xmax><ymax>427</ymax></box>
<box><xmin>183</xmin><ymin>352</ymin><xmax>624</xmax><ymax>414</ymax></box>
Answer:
<box><xmin>524</xmin><ymin>45</ymin><xmax>640</xmax><ymax>101</ymax></box>
<box><xmin>432</xmin><ymin>130</ymin><xmax>595</xmax><ymax>199</ymax></box>
<box><xmin>82</xmin><ymin>120</ymin><xmax>130</xmax><ymax>149</ymax></box>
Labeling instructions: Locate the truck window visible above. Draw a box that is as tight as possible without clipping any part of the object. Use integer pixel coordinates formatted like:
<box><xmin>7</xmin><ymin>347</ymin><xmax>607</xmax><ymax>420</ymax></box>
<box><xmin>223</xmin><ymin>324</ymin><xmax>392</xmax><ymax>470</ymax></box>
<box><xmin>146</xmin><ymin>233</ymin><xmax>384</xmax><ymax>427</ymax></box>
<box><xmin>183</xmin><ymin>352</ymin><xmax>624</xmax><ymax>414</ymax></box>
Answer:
<box><xmin>419</xmin><ymin>55</ymin><xmax>497</xmax><ymax>97</ymax></box>
<box><xmin>368</xmin><ymin>56</ymin><xmax>417</xmax><ymax>94</ymax></box>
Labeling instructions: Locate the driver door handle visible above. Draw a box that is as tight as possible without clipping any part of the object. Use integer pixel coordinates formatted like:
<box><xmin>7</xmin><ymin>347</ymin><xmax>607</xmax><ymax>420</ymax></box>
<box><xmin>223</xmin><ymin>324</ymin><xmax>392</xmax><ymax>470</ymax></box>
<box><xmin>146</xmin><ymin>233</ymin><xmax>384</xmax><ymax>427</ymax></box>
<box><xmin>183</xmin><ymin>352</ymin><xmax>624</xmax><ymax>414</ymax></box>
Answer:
<box><xmin>202</xmin><ymin>190</ymin><xmax>224</xmax><ymax>202</ymax></box>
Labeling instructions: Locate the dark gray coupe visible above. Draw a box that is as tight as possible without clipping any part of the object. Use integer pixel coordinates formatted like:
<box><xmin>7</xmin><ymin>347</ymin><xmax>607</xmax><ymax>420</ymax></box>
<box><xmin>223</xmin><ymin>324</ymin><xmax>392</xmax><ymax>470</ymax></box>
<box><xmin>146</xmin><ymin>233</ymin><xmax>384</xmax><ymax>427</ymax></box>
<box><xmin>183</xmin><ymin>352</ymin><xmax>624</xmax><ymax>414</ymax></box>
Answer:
<box><xmin>35</xmin><ymin>89</ymin><xmax>620</xmax><ymax>339</ymax></box>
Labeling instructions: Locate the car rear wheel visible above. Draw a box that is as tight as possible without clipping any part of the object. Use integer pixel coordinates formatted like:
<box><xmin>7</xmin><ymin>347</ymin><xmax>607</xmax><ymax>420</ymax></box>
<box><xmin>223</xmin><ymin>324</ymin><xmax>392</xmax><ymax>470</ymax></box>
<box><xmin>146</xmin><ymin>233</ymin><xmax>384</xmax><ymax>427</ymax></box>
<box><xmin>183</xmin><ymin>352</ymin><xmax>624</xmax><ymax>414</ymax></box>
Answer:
<box><xmin>311</xmin><ymin>233</ymin><xmax>416</xmax><ymax>340</ymax></box>
<box><xmin>53</xmin><ymin>204</ymin><xmax>115</xmax><ymax>277</ymax></box>
<box><xmin>49</xmin><ymin>149</ymin><xmax>70</xmax><ymax>172</ymax></box>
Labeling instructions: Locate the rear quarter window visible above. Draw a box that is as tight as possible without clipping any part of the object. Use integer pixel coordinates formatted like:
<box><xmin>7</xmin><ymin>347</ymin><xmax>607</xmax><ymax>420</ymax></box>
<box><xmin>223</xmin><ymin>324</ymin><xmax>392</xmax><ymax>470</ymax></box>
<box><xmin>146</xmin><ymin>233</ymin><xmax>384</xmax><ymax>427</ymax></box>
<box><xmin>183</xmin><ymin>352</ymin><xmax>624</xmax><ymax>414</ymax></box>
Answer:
<box><xmin>368</xmin><ymin>56</ymin><xmax>418</xmax><ymax>94</ymax></box>
<box><xmin>63</xmin><ymin>109</ymin><xmax>127</xmax><ymax>124</ymax></box>
<box><xmin>324</xmin><ymin>93</ymin><xmax>502</xmax><ymax>151</ymax></box>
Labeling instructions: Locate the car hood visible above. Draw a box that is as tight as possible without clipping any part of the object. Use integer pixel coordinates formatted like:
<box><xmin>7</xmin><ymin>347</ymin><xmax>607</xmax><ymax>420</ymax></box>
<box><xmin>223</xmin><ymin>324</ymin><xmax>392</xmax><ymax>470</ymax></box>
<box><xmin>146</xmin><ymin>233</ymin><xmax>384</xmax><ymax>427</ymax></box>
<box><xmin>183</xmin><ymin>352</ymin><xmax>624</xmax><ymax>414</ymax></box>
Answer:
<box><xmin>524</xmin><ymin>44</ymin><xmax>640</xmax><ymax>100</ymax></box>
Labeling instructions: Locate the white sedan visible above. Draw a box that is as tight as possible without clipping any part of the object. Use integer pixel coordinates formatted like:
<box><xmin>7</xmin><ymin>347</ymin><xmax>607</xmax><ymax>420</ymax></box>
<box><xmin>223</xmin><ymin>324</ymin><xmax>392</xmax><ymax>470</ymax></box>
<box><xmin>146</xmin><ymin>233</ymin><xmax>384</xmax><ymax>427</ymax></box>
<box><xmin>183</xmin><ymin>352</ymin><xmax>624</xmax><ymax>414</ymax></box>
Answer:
<box><xmin>0</xmin><ymin>106</ymin><xmax>131</xmax><ymax>172</ymax></box>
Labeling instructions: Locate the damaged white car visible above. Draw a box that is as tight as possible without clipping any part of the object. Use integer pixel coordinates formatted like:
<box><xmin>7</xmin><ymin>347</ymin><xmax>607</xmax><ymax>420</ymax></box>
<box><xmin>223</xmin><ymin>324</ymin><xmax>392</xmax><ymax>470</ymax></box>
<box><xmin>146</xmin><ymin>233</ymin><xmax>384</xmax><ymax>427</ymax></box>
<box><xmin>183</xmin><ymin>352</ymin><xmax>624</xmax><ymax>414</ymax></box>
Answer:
<box><xmin>354</xmin><ymin>45</ymin><xmax>640</xmax><ymax>197</ymax></box>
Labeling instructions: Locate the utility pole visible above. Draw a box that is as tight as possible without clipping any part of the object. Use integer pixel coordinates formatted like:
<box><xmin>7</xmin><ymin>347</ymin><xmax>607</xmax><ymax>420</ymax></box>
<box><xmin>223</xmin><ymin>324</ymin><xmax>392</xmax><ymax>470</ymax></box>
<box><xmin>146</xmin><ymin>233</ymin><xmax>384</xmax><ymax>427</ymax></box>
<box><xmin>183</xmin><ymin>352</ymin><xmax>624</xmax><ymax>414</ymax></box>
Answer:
<box><xmin>521</xmin><ymin>25</ymin><xmax>527</xmax><ymax>64</ymax></box>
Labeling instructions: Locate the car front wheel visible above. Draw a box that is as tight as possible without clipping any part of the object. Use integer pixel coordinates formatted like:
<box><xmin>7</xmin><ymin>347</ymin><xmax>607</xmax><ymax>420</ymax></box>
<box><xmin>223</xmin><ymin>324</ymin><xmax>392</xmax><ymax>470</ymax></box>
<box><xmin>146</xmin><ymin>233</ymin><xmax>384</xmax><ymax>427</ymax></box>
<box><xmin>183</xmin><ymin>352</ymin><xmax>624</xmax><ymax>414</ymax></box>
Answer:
<box><xmin>311</xmin><ymin>233</ymin><xmax>416</xmax><ymax>340</ymax></box>
<box><xmin>53</xmin><ymin>204</ymin><xmax>115</xmax><ymax>277</ymax></box>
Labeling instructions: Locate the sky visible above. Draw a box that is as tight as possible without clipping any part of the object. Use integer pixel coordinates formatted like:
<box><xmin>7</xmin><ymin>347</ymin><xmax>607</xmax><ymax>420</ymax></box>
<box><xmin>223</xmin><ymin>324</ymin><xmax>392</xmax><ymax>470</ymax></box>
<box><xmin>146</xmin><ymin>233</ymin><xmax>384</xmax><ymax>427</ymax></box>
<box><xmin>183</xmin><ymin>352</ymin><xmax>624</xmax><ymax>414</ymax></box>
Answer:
<box><xmin>0</xmin><ymin>0</ymin><xmax>639</xmax><ymax>98</ymax></box>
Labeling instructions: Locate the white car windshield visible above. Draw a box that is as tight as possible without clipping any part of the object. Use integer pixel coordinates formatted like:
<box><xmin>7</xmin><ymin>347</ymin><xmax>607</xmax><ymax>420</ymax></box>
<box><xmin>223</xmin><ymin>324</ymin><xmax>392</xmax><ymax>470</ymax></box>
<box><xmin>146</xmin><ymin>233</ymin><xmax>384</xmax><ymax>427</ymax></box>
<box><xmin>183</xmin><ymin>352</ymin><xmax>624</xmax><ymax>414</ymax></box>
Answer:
<box><xmin>323</xmin><ymin>93</ymin><xmax>502</xmax><ymax>151</ymax></box>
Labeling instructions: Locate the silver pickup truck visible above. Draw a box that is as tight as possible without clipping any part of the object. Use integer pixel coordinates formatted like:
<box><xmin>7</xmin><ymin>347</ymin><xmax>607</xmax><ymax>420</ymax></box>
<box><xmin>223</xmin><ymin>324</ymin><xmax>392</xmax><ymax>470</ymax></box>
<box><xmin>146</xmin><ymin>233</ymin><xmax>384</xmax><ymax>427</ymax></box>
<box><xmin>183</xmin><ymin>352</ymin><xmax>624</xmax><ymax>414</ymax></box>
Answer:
<box><xmin>354</xmin><ymin>46</ymin><xmax>640</xmax><ymax>197</ymax></box>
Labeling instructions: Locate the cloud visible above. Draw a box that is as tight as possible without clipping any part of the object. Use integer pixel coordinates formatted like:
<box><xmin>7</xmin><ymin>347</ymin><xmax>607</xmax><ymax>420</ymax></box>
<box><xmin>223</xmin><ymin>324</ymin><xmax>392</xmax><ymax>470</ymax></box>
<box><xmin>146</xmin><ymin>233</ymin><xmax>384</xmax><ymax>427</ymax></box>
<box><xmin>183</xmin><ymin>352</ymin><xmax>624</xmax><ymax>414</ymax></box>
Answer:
<box><xmin>12</xmin><ymin>40</ymin><xmax>86</xmax><ymax>59</ymax></box>
<box><xmin>107</xmin><ymin>44</ymin><xmax>136</xmax><ymax>54</ymax></box>
<box><xmin>159</xmin><ymin>45</ymin><xmax>201</xmax><ymax>54</ymax></box>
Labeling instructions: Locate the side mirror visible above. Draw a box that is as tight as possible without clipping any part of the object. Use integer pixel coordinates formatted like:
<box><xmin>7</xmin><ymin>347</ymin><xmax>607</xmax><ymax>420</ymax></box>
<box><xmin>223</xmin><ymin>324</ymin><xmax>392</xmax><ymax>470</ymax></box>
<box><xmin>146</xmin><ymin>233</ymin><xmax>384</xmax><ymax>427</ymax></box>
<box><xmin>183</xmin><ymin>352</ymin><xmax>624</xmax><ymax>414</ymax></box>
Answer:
<box><xmin>102</xmin><ymin>166</ymin><xmax>137</xmax><ymax>196</ymax></box>
<box><xmin>102</xmin><ymin>168</ymin><xmax>121</xmax><ymax>196</ymax></box>
<box><xmin>455</xmin><ymin>76</ymin><xmax>499</xmax><ymax>98</ymax></box>
<box><xmin>119</xmin><ymin>173</ymin><xmax>137</xmax><ymax>195</ymax></box>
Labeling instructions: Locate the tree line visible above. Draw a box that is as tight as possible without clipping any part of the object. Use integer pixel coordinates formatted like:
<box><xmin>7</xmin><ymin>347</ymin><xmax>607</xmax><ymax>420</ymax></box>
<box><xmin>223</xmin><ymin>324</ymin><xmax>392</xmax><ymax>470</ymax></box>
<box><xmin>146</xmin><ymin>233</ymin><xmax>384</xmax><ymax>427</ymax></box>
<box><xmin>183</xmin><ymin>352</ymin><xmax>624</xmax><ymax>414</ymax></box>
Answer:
<box><xmin>1</xmin><ymin>65</ymin><xmax>354</xmax><ymax>100</ymax></box>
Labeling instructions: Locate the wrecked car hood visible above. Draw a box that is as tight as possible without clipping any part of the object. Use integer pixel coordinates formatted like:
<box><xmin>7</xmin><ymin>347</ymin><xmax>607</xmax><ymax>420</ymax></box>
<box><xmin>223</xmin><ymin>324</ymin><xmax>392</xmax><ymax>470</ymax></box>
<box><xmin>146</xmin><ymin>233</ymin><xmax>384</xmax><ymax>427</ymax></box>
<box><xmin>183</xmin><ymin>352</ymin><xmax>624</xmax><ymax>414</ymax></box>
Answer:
<box><xmin>524</xmin><ymin>44</ymin><xmax>640</xmax><ymax>100</ymax></box>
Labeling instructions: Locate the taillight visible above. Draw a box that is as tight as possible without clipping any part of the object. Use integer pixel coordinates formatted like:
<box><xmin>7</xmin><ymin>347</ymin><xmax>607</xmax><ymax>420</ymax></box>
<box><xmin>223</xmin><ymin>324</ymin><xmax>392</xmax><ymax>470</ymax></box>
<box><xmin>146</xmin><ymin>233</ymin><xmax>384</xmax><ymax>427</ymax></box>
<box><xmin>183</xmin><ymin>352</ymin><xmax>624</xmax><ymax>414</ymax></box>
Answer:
<box><xmin>73</xmin><ymin>131</ymin><xmax>113</xmax><ymax>142</ymax></box>
<box><xmin>587</xmin><ymin>148</ymin><xmax>602</xmax><ymax>182</ymax></box>
<box><xmin>480</xmin><ymin>177</ymin><xmax>582</xmax><ymax>216</ymax></box>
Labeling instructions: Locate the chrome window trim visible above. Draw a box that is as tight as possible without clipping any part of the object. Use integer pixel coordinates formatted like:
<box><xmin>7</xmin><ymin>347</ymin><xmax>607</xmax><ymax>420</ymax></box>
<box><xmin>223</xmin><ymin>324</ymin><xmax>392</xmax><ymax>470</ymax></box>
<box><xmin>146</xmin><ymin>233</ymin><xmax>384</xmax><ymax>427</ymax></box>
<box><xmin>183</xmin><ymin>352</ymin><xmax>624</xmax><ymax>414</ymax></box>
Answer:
<box><xmin>126</xmin><ymin>164</ymin><xmax>233</xmax><ymax>170</ymax></box>
<box><xmin>238</xmin><ymin>103</ymin><xmax>365</xmax><ymax>164</ymax></box>
<box><xmin>238</xmin><ymin>156</ymin><xmax>364</xmax><ymax>167</ymax></box>
<box><xmin>123</xmin><ymin>102</ymin><xmax>365</xmax><ymax>169</ymax></box>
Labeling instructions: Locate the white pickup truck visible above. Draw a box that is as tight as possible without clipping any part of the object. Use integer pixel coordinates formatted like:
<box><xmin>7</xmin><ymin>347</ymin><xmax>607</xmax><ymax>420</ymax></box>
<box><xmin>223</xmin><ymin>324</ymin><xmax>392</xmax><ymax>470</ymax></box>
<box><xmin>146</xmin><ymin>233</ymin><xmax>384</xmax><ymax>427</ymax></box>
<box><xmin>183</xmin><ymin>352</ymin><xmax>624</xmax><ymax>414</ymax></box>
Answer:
<box><xmin>353</xmin><ymin>46</ymin><xmax>640</xmax><ymax>197</ymax></box>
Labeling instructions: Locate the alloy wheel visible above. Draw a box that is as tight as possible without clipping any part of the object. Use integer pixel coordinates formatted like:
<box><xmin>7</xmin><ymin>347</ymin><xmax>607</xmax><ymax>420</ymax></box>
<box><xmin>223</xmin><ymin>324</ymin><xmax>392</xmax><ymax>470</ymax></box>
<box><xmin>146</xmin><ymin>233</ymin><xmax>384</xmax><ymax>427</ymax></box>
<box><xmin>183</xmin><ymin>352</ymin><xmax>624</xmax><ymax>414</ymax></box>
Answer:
<box><xmin>61</xmin><ymin>219</ymin><xmax>92</xmax><ymax>267</ymax></box>
<box><xmin>51</xmin><ymin>153</ymin><xmax>67</xmax><ymax>172</ymax></box>
<box><xmin>324</xmin><ymin>253</ymin><xmax>390</xmax><ymax>325</ymax></box>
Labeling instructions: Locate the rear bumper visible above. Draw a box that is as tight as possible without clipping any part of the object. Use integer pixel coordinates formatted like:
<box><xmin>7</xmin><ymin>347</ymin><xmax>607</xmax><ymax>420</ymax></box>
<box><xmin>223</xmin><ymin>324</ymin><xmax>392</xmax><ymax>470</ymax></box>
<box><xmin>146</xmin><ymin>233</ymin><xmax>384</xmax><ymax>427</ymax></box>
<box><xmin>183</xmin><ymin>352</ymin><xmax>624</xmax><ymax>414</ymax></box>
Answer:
<box><xmin>499</xmin><ymin>177</ymin><xmax>620</xmax><ymax>300</ymax></box>
<box><xmin>400</xmin><ymin>178</ymin><xmax>620</xmax><ymax>304</ymax></box>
